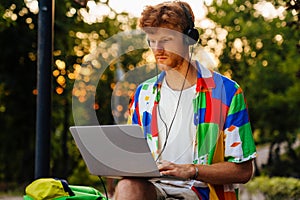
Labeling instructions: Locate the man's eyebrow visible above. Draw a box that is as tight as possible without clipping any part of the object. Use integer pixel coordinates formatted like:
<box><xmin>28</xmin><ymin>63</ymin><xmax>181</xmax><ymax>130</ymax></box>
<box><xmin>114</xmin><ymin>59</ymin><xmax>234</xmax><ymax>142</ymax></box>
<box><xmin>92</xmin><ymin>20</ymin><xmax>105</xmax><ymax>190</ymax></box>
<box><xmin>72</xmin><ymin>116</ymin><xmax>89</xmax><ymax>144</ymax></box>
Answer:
<box><xmin>161</xmin><ymin>35</ymin><xmax>173</xmax><ymax>40</ymax></box>
<box><xmin>147</xmin><ymin>35</ymin><xmax>173</xmax><ymax>40</ymax></box>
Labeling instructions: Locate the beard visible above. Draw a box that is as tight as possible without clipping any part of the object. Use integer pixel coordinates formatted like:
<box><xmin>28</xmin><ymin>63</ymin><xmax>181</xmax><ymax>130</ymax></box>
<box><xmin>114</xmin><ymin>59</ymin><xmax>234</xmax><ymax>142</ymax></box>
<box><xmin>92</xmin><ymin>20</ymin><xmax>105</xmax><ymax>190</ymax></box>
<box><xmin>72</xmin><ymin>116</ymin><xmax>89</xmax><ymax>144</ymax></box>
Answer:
<box><xmin>155</xmin><ymin>52</ymin><xmax>184</xmax><ymax>71</ymax></box>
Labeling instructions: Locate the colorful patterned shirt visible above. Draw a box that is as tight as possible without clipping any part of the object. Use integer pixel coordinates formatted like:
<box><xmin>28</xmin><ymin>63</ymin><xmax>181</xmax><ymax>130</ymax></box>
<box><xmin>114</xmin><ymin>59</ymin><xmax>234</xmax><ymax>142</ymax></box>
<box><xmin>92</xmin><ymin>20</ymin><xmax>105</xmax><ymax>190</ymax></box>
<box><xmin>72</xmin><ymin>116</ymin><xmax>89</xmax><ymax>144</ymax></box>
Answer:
<box><xmin>128</xmin><ymin>61</ymin><xmax>257</xmax><ymax>200</ymax></box>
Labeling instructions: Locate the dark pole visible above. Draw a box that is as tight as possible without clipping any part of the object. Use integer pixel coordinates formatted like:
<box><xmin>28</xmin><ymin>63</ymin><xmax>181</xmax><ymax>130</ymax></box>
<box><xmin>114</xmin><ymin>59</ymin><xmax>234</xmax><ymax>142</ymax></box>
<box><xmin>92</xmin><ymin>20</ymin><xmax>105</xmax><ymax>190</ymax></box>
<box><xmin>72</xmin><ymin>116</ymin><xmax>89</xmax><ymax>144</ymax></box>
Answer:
<box><xmin>35</xmin><ymin>0</ymin><xmax>54</xmax><ymax>179</ymax></box>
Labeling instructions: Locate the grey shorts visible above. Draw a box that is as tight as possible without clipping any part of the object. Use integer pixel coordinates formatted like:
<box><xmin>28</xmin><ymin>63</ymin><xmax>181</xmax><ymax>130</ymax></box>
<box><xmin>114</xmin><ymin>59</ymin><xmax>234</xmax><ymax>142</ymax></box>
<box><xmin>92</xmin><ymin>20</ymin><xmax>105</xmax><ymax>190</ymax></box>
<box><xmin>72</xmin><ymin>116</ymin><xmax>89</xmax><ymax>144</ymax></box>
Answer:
<box><xmin>152</xmin><ymin>181</ymin><xmax>199</xmax><ymax>200</ymax></box>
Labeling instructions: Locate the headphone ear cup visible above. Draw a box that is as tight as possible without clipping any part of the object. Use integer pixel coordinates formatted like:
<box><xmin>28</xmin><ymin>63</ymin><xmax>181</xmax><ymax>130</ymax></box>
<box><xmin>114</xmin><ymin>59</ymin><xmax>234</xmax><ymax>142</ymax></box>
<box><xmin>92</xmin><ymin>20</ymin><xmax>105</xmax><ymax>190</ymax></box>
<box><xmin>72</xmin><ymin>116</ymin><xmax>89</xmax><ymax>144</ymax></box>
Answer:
<box><xmin>184</xmin><ymin>28</ymin><xmax>199</xmax><ymax>45</ymax></box>
<box><xmin>180</xmin><ymin>3</ymin><xmax>200</xmax><ymax>45</ymax></box>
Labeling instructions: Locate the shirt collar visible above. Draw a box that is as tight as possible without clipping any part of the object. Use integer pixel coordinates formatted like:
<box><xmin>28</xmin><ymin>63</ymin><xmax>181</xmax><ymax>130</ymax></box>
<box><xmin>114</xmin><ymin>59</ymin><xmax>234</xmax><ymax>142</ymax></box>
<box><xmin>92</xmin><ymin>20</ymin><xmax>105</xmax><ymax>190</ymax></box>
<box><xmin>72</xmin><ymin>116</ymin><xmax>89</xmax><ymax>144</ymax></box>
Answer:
<box><xmin>153</xmin><ymin>61</ymin><xmax>215</xmax><ymax>92</ymax></box>
<box><xmin>195</xmin><ymin>61</ymin><xmax>215</xmax><ymax>91</ymax></box>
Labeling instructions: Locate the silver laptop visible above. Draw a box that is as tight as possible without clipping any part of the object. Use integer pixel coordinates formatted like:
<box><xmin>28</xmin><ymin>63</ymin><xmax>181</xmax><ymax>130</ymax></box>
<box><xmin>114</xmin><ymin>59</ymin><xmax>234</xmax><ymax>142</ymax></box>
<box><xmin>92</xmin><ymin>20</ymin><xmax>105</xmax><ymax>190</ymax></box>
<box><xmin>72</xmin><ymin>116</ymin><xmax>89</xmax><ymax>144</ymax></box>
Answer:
<box><xmin>69</xmin><ymin>124</ymin><xmax>183</xmax><ymax>180</ymax></box>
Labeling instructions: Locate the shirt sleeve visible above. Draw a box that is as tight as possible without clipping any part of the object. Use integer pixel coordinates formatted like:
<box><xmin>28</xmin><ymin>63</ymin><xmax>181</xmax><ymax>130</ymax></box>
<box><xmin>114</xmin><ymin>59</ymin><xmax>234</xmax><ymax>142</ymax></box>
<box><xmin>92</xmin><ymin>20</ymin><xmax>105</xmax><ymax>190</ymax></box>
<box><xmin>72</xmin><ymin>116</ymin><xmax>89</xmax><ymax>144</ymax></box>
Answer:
<box><xmin>224</xmin><ymin>86</ymin><xmax>257</xmax><ymax>163</ymax></box>
<box><xmin>127</xmin><ymin>84</ymin><xmax>143</xmax><ymax>125</ymax></box>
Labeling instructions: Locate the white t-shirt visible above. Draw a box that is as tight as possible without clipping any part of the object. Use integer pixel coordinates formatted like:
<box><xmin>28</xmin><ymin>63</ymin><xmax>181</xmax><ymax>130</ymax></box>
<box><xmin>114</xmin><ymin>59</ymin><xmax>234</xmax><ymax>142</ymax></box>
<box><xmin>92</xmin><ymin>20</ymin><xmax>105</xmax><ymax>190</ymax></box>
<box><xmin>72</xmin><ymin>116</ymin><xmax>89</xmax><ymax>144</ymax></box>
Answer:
<box><xmin>157</xmin><ymin>79</ymin><xmax>196</xmax><ymax>163</ymax></box>
<box><xmin>156</xmin><ymin>79</ymin><xmax>207</xmax><ymax>188</ymax></box>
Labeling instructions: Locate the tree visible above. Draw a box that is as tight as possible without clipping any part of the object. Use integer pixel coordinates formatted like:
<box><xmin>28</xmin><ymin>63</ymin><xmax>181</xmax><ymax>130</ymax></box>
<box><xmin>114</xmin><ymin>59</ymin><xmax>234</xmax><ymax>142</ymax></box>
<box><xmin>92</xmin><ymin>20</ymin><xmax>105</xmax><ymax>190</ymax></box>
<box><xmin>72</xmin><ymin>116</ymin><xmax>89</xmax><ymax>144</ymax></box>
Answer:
<box><xmin>0</xmin><ymin>0</ymin><xmax>146</xmax><ymax>187</ymax></box>
<box><xmin>2</xmin><ymin>0</ymin><xmax>298</xmax><ymax>189</ymax></box>
<box><xmin>205</xmin><ymin>0</ymin><xmax>300</xmax><ymax>177</ymax></box>
<box><xmin>0</xmin><ymin>0</ymin><xmax>37</xmax><ymax>184</ymax></box>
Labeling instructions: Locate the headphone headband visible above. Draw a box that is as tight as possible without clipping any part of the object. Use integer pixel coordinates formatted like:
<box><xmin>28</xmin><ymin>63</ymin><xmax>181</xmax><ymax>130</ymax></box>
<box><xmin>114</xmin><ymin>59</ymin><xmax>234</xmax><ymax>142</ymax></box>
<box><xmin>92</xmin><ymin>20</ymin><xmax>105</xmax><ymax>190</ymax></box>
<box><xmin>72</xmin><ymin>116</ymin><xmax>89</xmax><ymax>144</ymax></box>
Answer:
<box><xmin>179</xmin><ymin>3</ymin><xmax>199</xmax><ymax>45</ymax></box>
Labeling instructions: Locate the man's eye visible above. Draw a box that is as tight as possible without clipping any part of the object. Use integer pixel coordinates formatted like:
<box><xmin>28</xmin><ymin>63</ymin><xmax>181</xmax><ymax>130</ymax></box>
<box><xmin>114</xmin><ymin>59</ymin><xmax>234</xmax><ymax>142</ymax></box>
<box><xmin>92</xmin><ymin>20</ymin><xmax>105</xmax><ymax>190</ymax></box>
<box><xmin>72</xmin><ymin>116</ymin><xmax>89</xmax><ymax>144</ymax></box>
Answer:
<box><xmin>162</xmin><ymin>38</ymin><xmax>171</xmax><ymax>42</ymax></box>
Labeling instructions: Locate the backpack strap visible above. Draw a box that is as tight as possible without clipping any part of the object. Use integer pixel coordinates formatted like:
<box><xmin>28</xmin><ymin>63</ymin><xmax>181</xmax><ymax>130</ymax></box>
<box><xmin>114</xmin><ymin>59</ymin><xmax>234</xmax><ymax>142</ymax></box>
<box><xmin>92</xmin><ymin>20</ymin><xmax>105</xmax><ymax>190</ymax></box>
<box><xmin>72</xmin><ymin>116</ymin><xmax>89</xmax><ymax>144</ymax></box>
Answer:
<box><xmin>59</xmin><ymin>179</ymin><xmax>75</xmax><ymax>196</ymax></box>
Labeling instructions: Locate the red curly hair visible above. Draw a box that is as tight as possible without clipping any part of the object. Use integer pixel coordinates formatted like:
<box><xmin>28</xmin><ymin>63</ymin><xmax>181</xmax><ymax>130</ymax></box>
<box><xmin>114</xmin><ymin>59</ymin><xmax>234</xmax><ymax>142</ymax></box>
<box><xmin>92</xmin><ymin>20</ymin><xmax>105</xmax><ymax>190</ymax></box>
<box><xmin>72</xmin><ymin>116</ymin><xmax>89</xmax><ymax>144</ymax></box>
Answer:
<box><xmin>138</xmin><ymin>1</ymin><xmax>196</xmax><ymax>32</ymax></box>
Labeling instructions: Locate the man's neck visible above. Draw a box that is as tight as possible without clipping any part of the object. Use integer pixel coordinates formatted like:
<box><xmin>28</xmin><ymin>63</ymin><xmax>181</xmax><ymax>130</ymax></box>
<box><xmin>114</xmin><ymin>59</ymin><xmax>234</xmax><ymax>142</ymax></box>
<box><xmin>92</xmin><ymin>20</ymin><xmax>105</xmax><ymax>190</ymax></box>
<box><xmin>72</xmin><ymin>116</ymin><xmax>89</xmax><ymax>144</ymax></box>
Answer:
<box><xmin>165</xmin><ymin>61</ymin><xmax>197</xmax><ymax>91</ymax></box>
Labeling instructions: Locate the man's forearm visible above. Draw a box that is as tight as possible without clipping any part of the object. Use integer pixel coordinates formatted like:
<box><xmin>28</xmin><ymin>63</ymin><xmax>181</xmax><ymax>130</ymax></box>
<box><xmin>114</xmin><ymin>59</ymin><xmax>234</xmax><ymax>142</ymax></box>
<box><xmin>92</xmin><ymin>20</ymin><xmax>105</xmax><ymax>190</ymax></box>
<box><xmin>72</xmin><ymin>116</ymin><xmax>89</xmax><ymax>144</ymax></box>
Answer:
<box><xmin>194</xmin><ymin>160</ymin><xmax>254</xmax><ymax>185</ymax></box>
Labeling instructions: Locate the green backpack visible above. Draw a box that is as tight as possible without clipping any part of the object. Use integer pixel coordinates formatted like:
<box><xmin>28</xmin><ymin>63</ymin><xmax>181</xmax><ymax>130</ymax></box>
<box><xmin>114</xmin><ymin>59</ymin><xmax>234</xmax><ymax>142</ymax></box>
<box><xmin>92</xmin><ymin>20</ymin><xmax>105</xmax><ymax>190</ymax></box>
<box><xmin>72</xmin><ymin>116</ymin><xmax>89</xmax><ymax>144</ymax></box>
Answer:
<box><xmin>23</xmin><ymin>178</ymin><xmax>108</xmax><ymax>200</ymax></box>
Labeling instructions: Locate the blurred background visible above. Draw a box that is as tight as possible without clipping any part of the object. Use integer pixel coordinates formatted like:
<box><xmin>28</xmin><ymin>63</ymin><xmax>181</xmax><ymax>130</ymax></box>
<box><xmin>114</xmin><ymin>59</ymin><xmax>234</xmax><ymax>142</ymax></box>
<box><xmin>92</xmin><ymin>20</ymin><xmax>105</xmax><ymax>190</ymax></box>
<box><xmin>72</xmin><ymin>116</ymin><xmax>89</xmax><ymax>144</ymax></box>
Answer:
<box><xmin>0</xmin><ymin>0</ymin><xmax>299</xmax><ymax>199</ymax></box>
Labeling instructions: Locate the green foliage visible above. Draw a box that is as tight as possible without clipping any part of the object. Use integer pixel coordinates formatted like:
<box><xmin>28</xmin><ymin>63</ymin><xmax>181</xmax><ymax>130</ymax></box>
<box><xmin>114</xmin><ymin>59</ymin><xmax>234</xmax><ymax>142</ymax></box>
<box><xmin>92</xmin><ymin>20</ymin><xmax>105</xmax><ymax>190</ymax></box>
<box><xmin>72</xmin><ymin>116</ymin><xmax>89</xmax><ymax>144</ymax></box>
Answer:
<box><xmin>0</xmin><ymin>0</ymin><xmax>37</xmax><ymax>183</ymax></box>
<box><xmin>0</xmin><ymin>0</ymin><xmax>299</xmax><ymax>191</ymax></box>
<box><xmin>0</xmin><ymin>0</ymin><xmax>145</xmax><ymax>188</ymax></box>
<box><xmin>68</xmin><ymin>159</ymin><xmax>99</xmax><ymax>186</ymax></box>
<box><xmin>206</xmin><ymin>0</ymin><xmax>300</xmax><ymax>177</ymax></box>
<box><xmin>245</xmin><ymin>176</ymin><xmax>300</xmax><ymax>200</ymax></box>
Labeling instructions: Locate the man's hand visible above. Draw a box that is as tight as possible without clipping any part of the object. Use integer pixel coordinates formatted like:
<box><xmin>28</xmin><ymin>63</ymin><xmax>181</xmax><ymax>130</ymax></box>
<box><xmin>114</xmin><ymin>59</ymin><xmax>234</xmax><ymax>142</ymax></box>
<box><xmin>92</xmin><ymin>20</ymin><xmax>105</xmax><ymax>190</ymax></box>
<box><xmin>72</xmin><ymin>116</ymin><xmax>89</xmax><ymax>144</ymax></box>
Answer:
<box><xmin>157</xmin><ymin>160</ymin><xmax>196</xmax><ymax>180</ymax></box>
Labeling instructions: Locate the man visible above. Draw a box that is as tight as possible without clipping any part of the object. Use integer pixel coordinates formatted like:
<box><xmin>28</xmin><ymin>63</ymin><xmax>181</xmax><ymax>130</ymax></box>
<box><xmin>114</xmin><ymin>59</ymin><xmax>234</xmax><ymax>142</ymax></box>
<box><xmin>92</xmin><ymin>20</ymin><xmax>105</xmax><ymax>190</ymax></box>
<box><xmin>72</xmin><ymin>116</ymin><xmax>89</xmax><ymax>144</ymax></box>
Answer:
<box><xmin>114</xmin><ymin>1</ymin><xmax>257</xmax><ymax>199</ymax></box>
